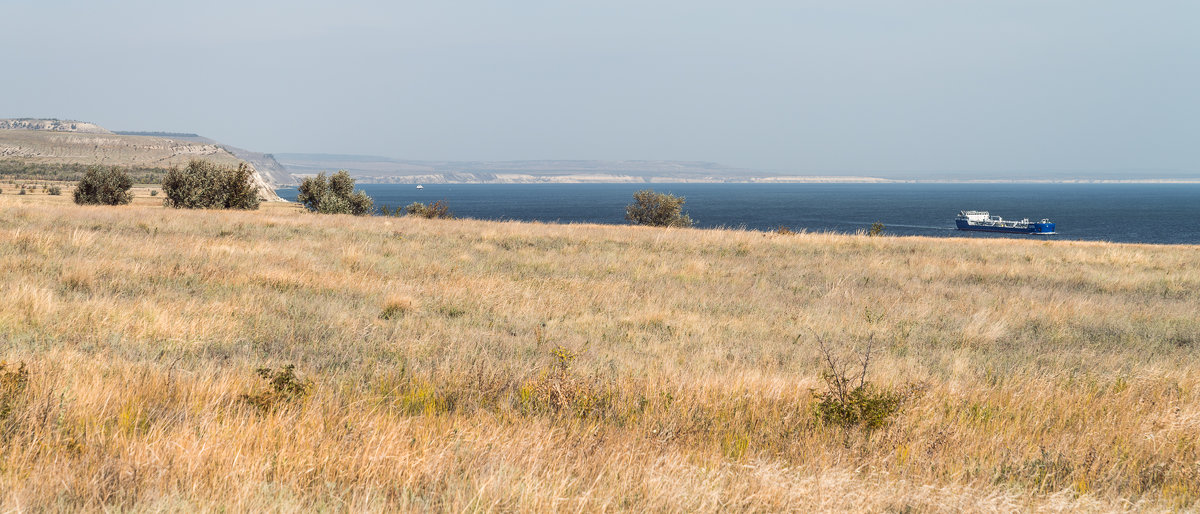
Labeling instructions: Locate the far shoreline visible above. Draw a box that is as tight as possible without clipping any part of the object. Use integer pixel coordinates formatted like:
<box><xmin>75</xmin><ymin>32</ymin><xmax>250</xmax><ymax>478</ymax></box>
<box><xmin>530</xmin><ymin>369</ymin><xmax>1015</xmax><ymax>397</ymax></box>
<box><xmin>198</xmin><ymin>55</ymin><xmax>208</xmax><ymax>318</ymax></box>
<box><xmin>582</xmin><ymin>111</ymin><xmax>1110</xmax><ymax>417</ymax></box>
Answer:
<box><xmin>277</xmin><ymin>177</ymin><xmax>1200</xmax><ymax>186</ymax></box>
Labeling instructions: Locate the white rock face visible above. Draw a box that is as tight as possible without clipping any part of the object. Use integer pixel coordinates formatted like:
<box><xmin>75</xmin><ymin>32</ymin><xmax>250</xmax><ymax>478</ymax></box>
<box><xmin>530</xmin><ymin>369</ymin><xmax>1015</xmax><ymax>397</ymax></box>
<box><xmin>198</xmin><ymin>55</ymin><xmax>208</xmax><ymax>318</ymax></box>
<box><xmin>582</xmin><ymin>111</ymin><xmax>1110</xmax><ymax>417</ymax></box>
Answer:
<box><xmin>0</xmin><ymin>119</ymin><xmax>113</xmax><ymax>134</ymax></box>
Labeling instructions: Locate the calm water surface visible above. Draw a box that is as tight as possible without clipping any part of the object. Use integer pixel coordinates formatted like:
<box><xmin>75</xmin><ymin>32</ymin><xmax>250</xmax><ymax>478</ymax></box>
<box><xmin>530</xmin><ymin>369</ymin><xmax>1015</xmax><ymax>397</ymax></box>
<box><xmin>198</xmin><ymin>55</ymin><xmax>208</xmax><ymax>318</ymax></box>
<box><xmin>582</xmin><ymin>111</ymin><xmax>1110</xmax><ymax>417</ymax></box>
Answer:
<box><xmin>277</xmin><ymin>183</ymin><xmax>1200</xmax><ymax>245</ymax></box>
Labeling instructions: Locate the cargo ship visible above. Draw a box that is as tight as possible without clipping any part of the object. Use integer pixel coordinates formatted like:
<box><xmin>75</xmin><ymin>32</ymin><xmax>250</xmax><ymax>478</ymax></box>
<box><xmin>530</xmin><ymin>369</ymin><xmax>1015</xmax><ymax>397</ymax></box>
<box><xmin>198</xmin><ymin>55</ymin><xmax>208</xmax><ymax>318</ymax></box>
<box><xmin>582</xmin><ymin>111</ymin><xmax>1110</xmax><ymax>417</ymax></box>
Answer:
<box><xmin>955</xmin><ymin>211</ymin><xmax>1055</xmax><ymax>234</ymax></box>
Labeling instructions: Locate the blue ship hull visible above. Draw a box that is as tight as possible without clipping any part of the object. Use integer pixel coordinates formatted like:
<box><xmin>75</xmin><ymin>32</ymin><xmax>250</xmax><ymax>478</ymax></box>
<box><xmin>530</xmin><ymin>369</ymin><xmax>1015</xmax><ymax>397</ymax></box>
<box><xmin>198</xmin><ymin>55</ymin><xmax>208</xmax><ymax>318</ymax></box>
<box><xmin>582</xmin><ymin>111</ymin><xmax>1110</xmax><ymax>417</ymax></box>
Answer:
<box><xmin>955</xmin><ymin>219</ymin><xmax>1056</xmax><ymax>234</ymax></box>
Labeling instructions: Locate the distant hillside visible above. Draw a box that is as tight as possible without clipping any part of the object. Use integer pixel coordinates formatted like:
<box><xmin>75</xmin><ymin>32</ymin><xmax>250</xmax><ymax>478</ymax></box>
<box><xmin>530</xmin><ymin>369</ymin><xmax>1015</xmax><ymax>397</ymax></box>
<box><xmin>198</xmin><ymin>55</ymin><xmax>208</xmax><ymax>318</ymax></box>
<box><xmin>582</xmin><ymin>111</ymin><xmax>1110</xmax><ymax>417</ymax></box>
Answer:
<box><xmin>138</xmin><ymin>132</ymin><xmax>294</xmax><ymax>186</ymax></box>
<box><xmin>276</xmin><ymin>153</ymin><xmax>1200</xmax><ymax>184</ymax></box>
<box><xmin>0</xmin><ymin>118</ymin><xmax>284</xmax><ymax>199</ymax></box>
<box><xmin>275</xmin><ymin>154</ymin><xmax>832</xmax><ymax>184</ymax></box>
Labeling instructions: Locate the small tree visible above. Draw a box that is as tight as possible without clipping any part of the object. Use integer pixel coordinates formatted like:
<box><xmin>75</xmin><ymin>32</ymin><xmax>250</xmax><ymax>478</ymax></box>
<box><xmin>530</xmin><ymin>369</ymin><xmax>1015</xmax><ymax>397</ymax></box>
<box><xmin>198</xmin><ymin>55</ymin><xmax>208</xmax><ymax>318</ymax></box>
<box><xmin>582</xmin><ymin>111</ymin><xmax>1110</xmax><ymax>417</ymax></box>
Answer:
<box><xmin>296</xmin><ymin>170</ymin><xmax>373</xmax><ymax>215</ymax></box>
<box><xmin>625</xmin><ymin>189</ymin><xmax>693</xmax><ymax>227</ymax></box>
<box><xmin>161</xmin><ymin>160</ymin><xmax>261</xmax><ymax>210</ymax></box>
<box><xmin>73</xmin><ymin>167</ymin><xmax>133</xmax><ymax>205</ymax></box>
<box><xmin>810</xmin><ymin>331</ymin><xmax>919</xmax><ymax>431</ymax></box>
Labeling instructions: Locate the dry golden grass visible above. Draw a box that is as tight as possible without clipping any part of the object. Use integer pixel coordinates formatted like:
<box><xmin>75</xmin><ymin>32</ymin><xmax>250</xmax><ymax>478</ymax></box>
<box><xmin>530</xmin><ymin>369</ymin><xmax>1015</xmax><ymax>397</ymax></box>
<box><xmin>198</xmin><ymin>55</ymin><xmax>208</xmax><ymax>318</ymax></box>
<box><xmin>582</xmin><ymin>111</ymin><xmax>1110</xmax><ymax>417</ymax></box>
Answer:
<box><xmin>1</xmin><ymin>192</ymin><xmax>1198</xmax><ymax>512</ymax></box>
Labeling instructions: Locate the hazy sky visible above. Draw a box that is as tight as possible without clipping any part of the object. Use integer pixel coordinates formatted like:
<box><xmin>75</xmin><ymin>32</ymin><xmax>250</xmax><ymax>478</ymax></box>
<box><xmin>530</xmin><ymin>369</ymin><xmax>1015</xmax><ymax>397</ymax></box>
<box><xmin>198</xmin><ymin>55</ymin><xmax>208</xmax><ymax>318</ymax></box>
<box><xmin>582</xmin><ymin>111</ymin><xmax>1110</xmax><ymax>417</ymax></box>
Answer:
<box><xmin>2</xmin><ymin>1</ymin><xmax>1197</xmax><ymax>174</ymax></box>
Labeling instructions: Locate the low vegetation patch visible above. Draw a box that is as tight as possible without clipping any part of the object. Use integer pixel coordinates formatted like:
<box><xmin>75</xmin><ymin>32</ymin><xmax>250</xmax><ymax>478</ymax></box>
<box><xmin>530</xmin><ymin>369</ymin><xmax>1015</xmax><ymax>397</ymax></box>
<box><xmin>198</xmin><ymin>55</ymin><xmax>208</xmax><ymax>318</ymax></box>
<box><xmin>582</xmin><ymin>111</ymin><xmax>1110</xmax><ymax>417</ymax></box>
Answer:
<box><xmin>73</xmin><ymin>166</ymin><xmax>133</xmax><ymax>205</ymax></box>
<box><xmin>0</xmin><ymin>160</ymin><xmax>168</xmax><ymax>183</ymax></box>
<box><xmin>161</xmin><ymin>160</ymin><xmax>261</xmax><ymax>210</ymax></box>
<box><xmin>379</xmin><ymin>296</ymin><xmax>415</xmax><ymax>319</ymax></box>
<box><xmin>517</xmin><ymin>346</ymin><xmax>613</xmax><ymax>419</ymax></box>
<box><xmin>240</xmin><ymin>365</ymin><xmax>312</xmax><ymax>412</ymax></box>
<box><xmin>400</xmin><ymin>200</ymin><xmax>453</xmax><ymax>219</ymax></box>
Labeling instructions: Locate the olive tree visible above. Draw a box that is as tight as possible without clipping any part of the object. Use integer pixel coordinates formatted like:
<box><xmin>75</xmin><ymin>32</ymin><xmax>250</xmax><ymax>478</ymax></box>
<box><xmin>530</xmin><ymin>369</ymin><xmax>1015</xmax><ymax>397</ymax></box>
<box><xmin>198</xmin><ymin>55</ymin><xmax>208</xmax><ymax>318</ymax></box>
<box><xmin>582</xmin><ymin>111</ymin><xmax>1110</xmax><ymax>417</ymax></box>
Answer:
<box><xmin>625</xmin><ymin>189</ymin><xmax>693</xmax><ymax>227</ymax></box>
<box><xmin>73</xmin><ymin>167</ymin><xmax>133</xmax><ymax>206</ymax></box>
<box><xmin>161</xmin><ymin>160</ymin><xmax>261</xmax><ymax>210</ymax></box>
<box><xmin>296</xmin><ymin>170</ymin><xmax>373</xmax><ymax>215</ymax></box>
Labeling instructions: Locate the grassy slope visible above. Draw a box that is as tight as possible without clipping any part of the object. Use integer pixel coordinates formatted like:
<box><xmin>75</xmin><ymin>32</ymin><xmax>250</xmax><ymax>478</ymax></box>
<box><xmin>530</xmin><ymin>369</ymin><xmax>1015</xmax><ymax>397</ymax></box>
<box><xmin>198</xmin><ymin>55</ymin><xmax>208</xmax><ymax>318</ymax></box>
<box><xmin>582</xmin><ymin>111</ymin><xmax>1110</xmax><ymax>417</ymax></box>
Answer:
<box><xmin>0</xmin><ymin>129</ymin><xmax>245</xmax><ymax>182</ymax></box>
<box><xmin>0</xmin><ymin>191</ymin><xmax>1198</xmax><ymax>511</ymax></box>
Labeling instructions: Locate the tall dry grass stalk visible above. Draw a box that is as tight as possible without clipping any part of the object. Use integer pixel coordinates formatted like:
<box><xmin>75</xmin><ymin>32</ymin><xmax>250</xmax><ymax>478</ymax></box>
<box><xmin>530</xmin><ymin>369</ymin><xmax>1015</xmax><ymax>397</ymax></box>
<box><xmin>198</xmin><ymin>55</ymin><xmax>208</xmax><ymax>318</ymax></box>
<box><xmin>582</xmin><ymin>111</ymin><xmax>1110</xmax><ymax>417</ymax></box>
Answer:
<box><xmin>1</xmin><ymin>193</ymin><xmax>1198</xmax><ymax>511</ymax></box>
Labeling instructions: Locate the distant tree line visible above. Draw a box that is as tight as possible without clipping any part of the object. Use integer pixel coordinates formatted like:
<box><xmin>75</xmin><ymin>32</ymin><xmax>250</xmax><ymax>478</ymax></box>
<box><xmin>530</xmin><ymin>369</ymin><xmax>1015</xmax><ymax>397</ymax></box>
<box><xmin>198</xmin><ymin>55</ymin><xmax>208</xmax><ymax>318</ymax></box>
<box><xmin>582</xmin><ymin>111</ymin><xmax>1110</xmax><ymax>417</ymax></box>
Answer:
<box><xmin>0</xmin><ymin>161</ymin><xmax>169</xmax><ymax>184</ymax></box>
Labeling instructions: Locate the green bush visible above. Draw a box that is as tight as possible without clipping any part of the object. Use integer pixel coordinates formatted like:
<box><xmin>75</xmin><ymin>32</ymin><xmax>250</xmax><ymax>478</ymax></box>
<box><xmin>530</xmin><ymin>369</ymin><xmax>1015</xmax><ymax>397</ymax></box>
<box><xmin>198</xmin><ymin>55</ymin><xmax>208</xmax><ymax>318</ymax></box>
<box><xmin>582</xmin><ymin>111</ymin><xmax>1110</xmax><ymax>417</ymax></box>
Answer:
<box><xmin>46</xmin><ymin>185</ymin><xmax>62</xmax><ymax>196</ymax></box>
<box><xmin>73</xmin><ymin>167</ymin><xmax>133</xmax><ymax>206</ymax></box>
<box><xmin>813</xmin><ymin>381</ymin><xmax>908</xmax><ymax>430</ymax></box>
<box><xmin>404</xmin><ymin>200</ymin><xmax>453</xmax><ymax>219</ymax></box>
<box><xmin>810</xmin><ymin>333</ymin><xmax>916</xmax><ymax>431</ymax></box>
<box><xmin>161</xmin><ymin>160</ymin><xmax>261</xmax><ymax>210</ymax></box>
<box><xmin>296</xmin><ymin>170</ymin><xmax>373</xmax><ymax>215</ymax></box>
<box><xmin>869</xmin><ymin>222</ymin><xmax>885</xmax><ymax>237</ymax></box>
<box><xmin>625</xmin><ymin>189</ymin><xmax>693</xmax><ymax>227</ymax></box>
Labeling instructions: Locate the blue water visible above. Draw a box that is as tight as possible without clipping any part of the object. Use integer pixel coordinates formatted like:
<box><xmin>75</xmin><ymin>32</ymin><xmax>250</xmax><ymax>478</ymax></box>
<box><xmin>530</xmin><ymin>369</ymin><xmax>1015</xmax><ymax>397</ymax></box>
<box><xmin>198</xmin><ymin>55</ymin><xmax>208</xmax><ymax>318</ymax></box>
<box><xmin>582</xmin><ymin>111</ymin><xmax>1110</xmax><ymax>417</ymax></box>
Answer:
<box><xmin>276</xmin><ymin>183</ymin><xmax>1200</xmax><ymax>245</ymax></box>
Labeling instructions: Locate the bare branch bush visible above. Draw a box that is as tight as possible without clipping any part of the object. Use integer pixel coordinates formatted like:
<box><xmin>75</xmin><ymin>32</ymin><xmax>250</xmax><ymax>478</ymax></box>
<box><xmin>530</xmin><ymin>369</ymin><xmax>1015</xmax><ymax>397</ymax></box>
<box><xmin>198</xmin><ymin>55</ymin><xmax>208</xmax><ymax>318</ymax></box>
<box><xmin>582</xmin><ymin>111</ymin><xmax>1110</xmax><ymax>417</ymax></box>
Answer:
<box><xmin>810</xmin><ymin>331</ymin><xmax>917</xmax><ymax>431</ymax></box>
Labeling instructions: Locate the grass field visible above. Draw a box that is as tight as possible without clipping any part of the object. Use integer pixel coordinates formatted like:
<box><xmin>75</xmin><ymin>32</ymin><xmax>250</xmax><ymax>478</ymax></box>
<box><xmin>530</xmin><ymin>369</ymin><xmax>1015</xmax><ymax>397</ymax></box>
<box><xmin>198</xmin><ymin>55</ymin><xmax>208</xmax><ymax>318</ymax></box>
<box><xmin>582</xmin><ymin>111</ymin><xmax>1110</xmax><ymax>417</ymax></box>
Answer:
<box><xmin>1</xmin><ymin>190</ymin><xmax>1197</xmax><ymax>511</ymax></box>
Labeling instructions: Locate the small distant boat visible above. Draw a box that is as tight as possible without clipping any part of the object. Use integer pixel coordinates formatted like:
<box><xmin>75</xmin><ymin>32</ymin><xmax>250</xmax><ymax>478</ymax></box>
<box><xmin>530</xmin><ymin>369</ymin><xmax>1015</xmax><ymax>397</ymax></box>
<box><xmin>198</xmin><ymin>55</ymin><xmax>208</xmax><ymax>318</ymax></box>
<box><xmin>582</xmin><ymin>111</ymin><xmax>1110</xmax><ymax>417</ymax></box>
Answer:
<box><xmin>956</xmin><ymin>211</ymin><xmax>1055</xmax><ymax>234</ymax></box>
<box><xmin>416</xmin><ymin>185</ymin><xmax>424</xmax><ymax>190</ymax></box>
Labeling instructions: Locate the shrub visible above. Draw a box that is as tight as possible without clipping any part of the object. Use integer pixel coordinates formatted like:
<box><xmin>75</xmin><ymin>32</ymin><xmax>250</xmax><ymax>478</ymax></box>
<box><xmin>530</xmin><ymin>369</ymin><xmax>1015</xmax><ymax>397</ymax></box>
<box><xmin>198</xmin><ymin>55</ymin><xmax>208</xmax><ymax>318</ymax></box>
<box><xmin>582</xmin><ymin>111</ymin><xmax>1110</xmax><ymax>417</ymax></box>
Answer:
<box><xmin>73</xmin><ymin>167</ymin><xmax>133</xmax><ymax>205</ymax></box>
<box><xmin>625</xmin><ymin>189</ymin><xmax>693</xmax><ymax>227</ymax></box>
<box><xmin>810</xmin><ymin>333</ymin><xmax>915</xmax><ymax>431</ymax></box>
<box><xmin>161</xmin><ymin>160</ymin><xmax>261</xmax><ymax>210</ymax></box>
<box><xmin>18</xmin><ymin>187</ymin><xmax>26</xmax><ymax>195</ymax></box>
<box><xmin>150</xmin><ymin>189</ymin><xmax>159</xmax><ymax>197</ymax></box>
<box><xmin>240</xmin><ymin>365</ymin><xmax>312</xmax><ymax>412</ymax></box>
<box><xmin>46</xmin><ymin>185</ymin><xmax>62</xmax><ymax>196</ymax></box>
<box><xmin>404</xmin><ymin>200</ymin><xmax>453</xmax><ymax>219</ymax></box>
<box><xmin>869</xmin><ymin>222</ymin><xmax>885</xmax><ymax>236</ymax></box>
<box><xmin>296</xmin><ymin>170</ymin><xmax>373</xmax><ymax>215</ymax></box>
